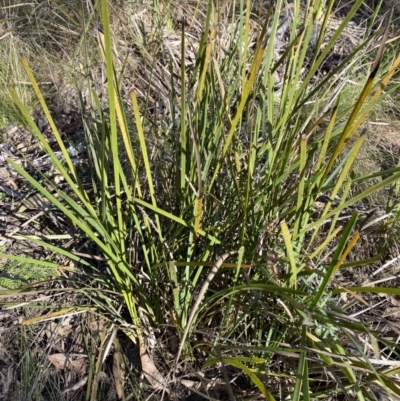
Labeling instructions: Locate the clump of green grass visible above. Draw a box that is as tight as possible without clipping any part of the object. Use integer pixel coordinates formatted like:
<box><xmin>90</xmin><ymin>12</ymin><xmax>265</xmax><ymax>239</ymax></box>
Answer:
<box><xmin>1</xmin><ymin>0</ymin><xmax>400</xmax><ymax>400</ymax></box>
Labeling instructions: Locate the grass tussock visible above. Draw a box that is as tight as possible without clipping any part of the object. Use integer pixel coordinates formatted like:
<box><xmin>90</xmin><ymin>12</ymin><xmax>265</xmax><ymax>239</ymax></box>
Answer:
<box><xmin>1</xmin><ymin>0</ymin><xmax>400</xmax><ymax>400</ymax></box>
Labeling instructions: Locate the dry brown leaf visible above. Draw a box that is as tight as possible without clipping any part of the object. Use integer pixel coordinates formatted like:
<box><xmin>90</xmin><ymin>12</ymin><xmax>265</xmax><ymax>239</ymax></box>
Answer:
<box><xmin>45</xmin><ymin>316</ymin><xmax>75</xmax><ymax>339</ymax></box>
<box><xmin>89</xmin><ymin>315</ymin><xmax>104</xmax><ymax>337</ymax></box>
<box><xmin>390</xmin><ymin>297</ymin><xmax>400</xmax><ymax>307</ymax></box>
<box><xmin>138</xmin><ymin>336</ymin><xmax>172</xmax><ymax>397</ymax></box>
<box><xmin>48</xmin><ymin>353</ymin><xmax>69</xmax><ymax>370</ymax></box>
<box><xmin>44</xmin><ymin>322</ymin><xmax>57</xmax><ymax>340</ymax></box>
<box><xmin>384</xmin><ymin>307</ymin><xmax>400</xmax><ymax>318</ymax></box>
<box><xmin>48</xmin><ymin>353</ymin><xmax>87</xmax><ymax>373</ymax></box>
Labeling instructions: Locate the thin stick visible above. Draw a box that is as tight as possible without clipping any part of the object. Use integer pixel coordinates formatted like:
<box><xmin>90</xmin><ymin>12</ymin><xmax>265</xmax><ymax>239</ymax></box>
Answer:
<box><xmin>175</xmin><ymin>251</ymin><xmax>237</xmax><ymax>368</ymax></box>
